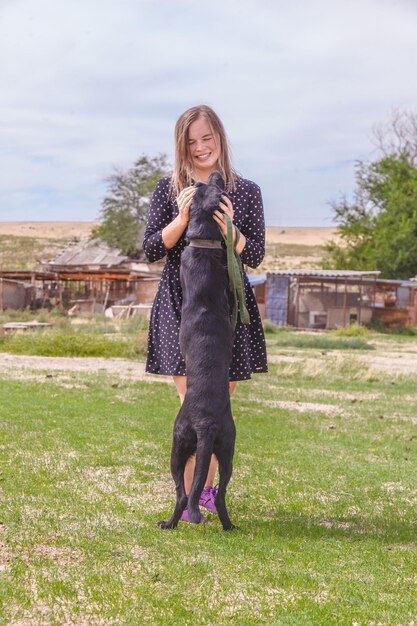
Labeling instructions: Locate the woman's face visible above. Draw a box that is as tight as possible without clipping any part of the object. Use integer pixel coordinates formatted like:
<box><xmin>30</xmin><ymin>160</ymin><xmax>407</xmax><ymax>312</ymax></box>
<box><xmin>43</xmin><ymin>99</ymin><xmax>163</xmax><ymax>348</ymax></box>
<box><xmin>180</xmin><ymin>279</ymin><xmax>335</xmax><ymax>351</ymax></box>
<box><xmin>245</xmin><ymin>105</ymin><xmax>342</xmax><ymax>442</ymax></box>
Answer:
<box><xmin>188</xmin><ymin>117</ymin><xmax>221</xmax><ymax>180</ymax></box>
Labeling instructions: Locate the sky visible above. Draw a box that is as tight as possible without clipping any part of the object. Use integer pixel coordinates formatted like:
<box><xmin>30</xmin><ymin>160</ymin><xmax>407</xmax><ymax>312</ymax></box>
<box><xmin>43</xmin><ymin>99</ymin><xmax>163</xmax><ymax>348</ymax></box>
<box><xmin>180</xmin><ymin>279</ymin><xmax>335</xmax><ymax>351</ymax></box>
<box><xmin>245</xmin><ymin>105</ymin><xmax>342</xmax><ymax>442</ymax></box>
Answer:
<box><xmin>1</xmin><ymin>0</ymin><xmax>417</xmax><ymax>226</ymax></box>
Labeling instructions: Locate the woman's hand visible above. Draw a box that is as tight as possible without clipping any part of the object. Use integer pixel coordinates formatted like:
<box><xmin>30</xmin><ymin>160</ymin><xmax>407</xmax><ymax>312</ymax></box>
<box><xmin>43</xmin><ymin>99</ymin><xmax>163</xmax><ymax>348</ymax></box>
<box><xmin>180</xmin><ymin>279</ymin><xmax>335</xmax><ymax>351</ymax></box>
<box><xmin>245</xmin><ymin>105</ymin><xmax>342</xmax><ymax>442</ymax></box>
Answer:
<box><xmin>213</xmin><ymin>195</ymin><xmax>246</xmax><ymax>254</ymax></box>
<box><xmin>176</xmin><ymin>186</ymin><xmax>196</xmax><ymax>226</ymax></box>
<box><xmin>162</xmin><ymin>185</ymin><xmax>196</xmax><ymax>249</ymax></box>
<box><xmin>213</xmin><ymin>195</ymin><xmax>235</xmax><ymax>240</ymax></box>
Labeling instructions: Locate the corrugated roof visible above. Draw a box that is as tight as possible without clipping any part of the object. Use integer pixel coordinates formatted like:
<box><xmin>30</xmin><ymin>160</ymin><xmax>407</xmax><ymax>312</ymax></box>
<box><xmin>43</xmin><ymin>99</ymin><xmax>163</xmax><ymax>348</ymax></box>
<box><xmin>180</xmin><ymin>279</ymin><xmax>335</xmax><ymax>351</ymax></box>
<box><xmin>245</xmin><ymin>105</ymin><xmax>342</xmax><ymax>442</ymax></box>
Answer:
<box><xmin>47</xmin><ymin>239</ymin><xmax>128</xmax><ymax>268</ymax></box>
<box><xmin>266</xmin><ymin>269</ymin><xmax>380</xmax><ymax>278</ymax></box>
<box><xmin>248</xmin><ymin>274</ymin><xmax>266</xmax><ymax>285</ymax></box>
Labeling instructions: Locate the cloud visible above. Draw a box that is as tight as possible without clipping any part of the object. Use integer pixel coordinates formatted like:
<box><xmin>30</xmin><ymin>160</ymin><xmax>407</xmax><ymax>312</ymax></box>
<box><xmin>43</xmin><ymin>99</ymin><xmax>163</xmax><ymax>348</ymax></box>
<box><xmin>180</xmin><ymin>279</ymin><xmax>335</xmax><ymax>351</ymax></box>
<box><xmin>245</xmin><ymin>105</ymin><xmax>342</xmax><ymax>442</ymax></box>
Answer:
<box><xmin>1</xmin><ymin>0</ymin><xmax>417</xmax><ymax>223</ymax></box>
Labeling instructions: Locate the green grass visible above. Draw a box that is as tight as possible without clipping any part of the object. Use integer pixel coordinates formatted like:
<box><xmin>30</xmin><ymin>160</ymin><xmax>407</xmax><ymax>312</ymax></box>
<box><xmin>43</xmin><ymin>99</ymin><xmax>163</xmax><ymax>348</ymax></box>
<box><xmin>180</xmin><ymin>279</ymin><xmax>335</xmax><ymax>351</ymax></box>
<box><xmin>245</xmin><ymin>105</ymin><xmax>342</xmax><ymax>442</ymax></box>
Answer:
<box><xmin>0</xmin><ymin>320</ymin><xmax>372</xmax><ymax>358</ymax></box>
<box><xmin>265</xmin><ymin>328</ymin><xmax>374</xmax><ymax>351</ymax></box>
<box><xmin>1</xmin><ymin>342</ymin><xmax>417</xmax><ymax>624</ymax></box>
<box><xmin>0</xmin><ymin>327</ymin><xmax>146</xmax><ymax>358</ymax></box>
<box><xmin>0</xmin><ymin>314</ymin><xmax>149</xmax><ymax>358</ymax></box>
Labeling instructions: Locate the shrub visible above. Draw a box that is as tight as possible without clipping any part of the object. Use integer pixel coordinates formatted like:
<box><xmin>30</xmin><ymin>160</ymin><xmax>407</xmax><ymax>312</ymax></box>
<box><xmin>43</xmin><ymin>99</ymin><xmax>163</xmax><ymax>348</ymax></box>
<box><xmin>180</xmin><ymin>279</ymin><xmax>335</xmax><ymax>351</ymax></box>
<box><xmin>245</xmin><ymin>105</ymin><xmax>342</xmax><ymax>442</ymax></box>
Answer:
<box><xmin>330</xmin><ymin>322</ymin><xmax>371</xmax><ymax>338</ymax></box>
<box><xmin>262</xmin><ymin>319</ymin><xmax>287</xmax><ymax>334</ymax></box>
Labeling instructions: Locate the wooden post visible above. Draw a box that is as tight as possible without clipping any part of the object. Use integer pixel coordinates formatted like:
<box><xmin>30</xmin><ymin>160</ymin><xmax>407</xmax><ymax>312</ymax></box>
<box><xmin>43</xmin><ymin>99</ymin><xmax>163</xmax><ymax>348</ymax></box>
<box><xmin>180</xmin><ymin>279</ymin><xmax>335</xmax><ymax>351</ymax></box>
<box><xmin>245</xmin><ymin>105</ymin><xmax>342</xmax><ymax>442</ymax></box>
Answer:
<box><xmin>343</xmin><ymin>279</ymin><xmax>348</xmax><ymax>326</ymax></box>
<box><xmin>31</xmin><ymin>272</ymin><xmax>36</xmax><ymax>308</ymax></box>
<box><xmin>0</xmin><ymin>278</ymin><xmax>3</xmax><ymax>311</ymax></box>
<box><xmin>295</xmin><ymin>279</ymin><xmax>300</xmax><ymax>328</ymax></box>
<box><xmin>57</xmin><ymin>274</ymin><xmax>63</xmax><ymax>310</ymax></box>
<box><xmin>102</xmin><ymin>284</ymin><xmax>110</xmax><ymax>313</ymax></box>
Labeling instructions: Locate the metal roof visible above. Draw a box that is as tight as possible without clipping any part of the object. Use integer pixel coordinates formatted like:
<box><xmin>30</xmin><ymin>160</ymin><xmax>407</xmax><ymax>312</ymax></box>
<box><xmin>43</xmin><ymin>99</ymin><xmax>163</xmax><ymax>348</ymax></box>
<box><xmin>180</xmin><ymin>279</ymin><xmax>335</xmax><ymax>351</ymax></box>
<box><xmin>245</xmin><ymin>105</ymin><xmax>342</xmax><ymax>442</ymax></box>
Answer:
<box><xmin>248</xmin><ymin>274</ymin><xmax>266</xmax><ymax>285</ymax></box>
<box><xmin>266</xmin><ymin>269</ymin><xmax>380</xmax><ymax>278</ymax></box>
<box><xmin>0</xmin><ymin>277</ymin><xmax>33</xmax><ymax>288</ymax></box>
<box><xmin>46</xmin><ymin>239</ymin><xmax>128</xmax><ymax>268</ymax></box>
<box><xmin>265</xmin><ymin>270</ymin><xmax>417</xmax><ymax>289</ymax></box>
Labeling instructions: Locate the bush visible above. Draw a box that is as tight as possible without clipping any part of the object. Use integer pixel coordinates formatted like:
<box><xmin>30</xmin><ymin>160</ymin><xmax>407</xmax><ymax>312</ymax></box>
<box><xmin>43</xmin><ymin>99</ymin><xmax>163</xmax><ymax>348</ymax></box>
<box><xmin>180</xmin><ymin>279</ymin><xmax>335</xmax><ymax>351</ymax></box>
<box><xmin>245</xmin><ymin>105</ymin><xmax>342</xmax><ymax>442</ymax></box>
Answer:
<box><xmin>330</xmin><ymin>323</ymin><xmax>371</xmax><ymax>338</ymax></box>
<box><xmin>262</xmin><ymin>319</ymin><xmax>287</xmax><ymax>334</ymax></box>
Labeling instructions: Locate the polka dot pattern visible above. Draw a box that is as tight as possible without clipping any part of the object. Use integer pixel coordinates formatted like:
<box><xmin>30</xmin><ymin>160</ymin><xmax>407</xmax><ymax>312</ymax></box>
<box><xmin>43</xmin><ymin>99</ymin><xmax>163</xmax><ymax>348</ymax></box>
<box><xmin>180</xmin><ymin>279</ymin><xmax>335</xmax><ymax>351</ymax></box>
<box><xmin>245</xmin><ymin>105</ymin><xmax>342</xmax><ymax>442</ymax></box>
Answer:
<box><xmin>143</xmin><ymin>176</ymin><xmax>268</xmax><ymax>381</ymax></box>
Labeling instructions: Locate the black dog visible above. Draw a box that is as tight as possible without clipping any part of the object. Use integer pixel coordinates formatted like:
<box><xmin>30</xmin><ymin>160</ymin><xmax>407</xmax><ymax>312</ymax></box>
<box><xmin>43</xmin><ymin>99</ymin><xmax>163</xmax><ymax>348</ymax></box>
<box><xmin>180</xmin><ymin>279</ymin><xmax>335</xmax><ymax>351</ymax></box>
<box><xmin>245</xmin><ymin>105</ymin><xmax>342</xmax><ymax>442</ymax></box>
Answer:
<box><xmin>158</xmin><ymin>171</ymin><xmax>236</xmax><ymax>531</ymax></box>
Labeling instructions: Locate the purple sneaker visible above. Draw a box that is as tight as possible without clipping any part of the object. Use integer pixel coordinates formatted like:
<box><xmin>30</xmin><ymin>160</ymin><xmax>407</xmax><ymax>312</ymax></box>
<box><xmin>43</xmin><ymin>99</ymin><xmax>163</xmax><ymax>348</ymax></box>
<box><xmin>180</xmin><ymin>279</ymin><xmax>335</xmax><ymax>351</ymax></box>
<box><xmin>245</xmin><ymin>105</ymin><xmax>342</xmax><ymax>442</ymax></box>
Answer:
<box><xmin>199</xmin><ymin>486</ymin><xmax>218</xmax><ymax>513</ymax></box>
<box><xmin>180</xmin><ymin>507</ymin><xmax>205</xmax><ymax>523</ymax></box>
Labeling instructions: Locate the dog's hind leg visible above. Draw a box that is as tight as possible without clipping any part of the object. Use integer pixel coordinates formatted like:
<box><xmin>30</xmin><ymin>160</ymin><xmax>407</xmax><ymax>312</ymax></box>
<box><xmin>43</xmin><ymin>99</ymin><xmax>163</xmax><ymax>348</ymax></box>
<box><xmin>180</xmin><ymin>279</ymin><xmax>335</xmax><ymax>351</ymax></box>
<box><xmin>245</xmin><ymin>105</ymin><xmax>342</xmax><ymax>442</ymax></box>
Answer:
<box><xmin>187</xmin><ymin>436</ymin><xmax>214</xmax><ymax>524</ymax></box>
<box><xmin>158</xmin><ymin>425</ymin><xmax>195</xmax><ymax>529</ymax></box>
<box><xmin>214</xmin><ymin>443</ymin><xmax>236</xmax><ymax>531</ymax></box>
<box><xmin>157</xmin><ymin>453</ymin><xmax>188</xmax><ymax>529</ymax></box>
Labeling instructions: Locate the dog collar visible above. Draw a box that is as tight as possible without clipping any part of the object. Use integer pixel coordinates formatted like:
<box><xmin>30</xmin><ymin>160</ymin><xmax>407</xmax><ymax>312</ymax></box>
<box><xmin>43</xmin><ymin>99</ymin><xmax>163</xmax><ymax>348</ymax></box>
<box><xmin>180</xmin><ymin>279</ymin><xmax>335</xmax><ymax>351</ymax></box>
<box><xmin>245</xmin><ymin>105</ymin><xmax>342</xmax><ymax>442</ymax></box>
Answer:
<box><xmin>188</xmin><ymin>239</ymin><xmax>223</xmax><ymax>249</ymax></box>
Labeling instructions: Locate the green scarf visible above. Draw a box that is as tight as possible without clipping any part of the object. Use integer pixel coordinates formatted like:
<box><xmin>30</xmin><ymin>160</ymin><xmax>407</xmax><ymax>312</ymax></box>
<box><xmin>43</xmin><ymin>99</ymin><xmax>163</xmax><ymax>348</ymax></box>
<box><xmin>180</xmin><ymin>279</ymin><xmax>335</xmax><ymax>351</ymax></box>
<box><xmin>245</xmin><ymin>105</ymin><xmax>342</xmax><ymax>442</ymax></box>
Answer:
<box><xmin>222</xmin><ymin>213</ymin><xmax>250</xmax><ymax>330</ymax></box>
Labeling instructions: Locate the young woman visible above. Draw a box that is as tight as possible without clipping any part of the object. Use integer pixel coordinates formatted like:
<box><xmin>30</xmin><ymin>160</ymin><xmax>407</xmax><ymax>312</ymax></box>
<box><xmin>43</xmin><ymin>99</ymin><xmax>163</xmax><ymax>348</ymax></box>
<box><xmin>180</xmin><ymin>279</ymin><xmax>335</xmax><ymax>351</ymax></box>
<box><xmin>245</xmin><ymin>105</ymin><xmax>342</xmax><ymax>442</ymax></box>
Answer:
<box><xmin>143</xmin><ymin>104</ymin><xmax>267</xmax><ymax>521</ymax></box>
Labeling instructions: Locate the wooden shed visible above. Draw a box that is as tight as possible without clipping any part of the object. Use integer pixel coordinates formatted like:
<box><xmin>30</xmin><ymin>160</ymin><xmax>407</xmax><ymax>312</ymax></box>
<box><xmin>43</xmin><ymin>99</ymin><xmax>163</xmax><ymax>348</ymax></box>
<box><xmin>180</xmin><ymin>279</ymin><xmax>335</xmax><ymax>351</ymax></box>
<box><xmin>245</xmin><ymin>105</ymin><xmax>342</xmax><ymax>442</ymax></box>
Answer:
<box><xmin>263</xmin><ymin>270</ymin><xmax>417</xmax><ymax>329</ymax></box>
<box><xmin>0</xmin><ymin>278</ymin><xmax>35</xmax><ymax>311</ymax></box>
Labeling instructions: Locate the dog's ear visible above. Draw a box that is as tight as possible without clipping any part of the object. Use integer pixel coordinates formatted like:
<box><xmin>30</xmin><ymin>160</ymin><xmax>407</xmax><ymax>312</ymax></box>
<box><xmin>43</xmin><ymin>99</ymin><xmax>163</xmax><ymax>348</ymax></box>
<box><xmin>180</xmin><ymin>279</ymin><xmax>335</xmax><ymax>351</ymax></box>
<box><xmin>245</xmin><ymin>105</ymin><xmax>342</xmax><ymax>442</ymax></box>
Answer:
<box><xmin>207</xmin><ymin>170</ymin><xmax>225</xmax><ymax>191</ymax></box>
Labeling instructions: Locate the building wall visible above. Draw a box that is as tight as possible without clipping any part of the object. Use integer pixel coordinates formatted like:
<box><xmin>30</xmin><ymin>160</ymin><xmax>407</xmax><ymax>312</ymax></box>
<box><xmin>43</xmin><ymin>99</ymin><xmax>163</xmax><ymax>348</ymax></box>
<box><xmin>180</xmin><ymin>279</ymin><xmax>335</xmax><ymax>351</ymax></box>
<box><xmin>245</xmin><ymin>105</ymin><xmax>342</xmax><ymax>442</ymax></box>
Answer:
<box><xmin>0</xmin><ymin>280</ymin><xmax>34</xmax><ymax>310</ymax></box>
<box><xmin>265</xmin><ymin>275</ymin><xmax>289</xmax><ymax>325</ymax></box>
<box><xmin>134</xmin><ymin>279</ymin><xmax>160</xmax><ymax>304</ymax></box>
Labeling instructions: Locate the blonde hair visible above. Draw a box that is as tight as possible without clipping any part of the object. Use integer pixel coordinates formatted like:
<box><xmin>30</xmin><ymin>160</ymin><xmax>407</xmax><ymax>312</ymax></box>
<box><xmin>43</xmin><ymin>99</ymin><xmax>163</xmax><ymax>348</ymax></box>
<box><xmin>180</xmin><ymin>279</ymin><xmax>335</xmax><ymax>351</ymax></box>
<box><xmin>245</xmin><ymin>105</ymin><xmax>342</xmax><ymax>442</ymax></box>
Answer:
<box><xmin>171</xmin><ymin>105</ymin><xmax>238</xmax><ymax>196</ymax></box>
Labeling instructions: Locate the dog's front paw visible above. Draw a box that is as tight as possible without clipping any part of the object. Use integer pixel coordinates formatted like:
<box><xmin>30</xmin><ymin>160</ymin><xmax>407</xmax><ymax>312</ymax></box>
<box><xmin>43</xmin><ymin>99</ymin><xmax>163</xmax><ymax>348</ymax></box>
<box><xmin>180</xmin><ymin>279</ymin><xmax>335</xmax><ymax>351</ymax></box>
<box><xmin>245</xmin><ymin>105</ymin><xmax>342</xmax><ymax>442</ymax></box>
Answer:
<box><xmin>223</xmin><ymin>523</ymin><xmax>238</xmax><ymax>532</ymax></box>
<box><xmin>157</xmin><ymin>520</ymin><xmax>177</xmax><ymax>530</ymax></box>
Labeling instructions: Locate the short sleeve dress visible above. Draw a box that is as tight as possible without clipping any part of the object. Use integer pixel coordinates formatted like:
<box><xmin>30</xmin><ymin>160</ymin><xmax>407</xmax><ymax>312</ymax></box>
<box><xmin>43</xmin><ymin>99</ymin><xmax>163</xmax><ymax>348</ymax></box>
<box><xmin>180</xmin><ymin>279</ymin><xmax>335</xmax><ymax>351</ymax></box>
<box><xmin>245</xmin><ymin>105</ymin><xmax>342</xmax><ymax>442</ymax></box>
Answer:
<box><xmin>143</xmin><ymin>176</ymin><xmax>268</xmax><ymax>381</ymax></box>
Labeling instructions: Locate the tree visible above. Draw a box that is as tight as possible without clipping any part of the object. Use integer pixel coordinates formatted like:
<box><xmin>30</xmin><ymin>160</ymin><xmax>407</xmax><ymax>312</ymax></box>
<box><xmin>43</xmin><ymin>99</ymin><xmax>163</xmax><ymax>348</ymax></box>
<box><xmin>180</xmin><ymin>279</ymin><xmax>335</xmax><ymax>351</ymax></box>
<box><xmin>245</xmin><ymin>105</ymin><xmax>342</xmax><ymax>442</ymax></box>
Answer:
<box><xmin>92</xmin><ymin>154</ymin><xmax>171</xmax><ymax>256</ymax></box>
<box><xmin>372</xmin><ymin>108</ymin><xmax>417</xmax><ymax>165</ymax></box>
<box><xmin>325</xmin><ymin>111</ymin><xmax>417</xmax><ymax>279</ymax></box>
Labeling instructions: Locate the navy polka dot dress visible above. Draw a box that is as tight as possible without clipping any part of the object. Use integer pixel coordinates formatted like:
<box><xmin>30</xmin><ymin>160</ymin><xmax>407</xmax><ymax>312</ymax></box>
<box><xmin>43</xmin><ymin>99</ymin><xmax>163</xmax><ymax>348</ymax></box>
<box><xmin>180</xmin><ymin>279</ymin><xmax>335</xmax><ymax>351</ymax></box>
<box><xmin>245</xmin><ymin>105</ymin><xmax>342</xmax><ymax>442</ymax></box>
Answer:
<box><xmin>143</xmin><ymin>176</ymin><xmax>268</xmax><ymax>381</ymax></box>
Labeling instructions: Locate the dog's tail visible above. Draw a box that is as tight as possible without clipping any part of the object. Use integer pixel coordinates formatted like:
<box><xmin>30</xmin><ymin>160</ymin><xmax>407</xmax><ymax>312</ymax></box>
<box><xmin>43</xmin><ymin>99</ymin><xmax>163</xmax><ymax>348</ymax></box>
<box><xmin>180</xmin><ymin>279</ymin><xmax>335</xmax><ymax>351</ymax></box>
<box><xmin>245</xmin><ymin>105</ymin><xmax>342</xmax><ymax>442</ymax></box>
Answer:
<box><xmin>186</xmin><ymin>434</ymin><xmax>215</xmax><ymax>523</ymax></box>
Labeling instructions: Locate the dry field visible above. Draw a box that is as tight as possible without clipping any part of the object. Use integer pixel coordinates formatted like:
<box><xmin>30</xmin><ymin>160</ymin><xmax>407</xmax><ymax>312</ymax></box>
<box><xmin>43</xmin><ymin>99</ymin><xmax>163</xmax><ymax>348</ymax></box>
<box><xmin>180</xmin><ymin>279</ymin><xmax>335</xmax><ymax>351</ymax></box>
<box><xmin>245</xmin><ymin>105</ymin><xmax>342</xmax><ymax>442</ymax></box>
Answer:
<box><xmin>0</xmin><ymin>222</ymin><xmax>338</xmax><ymax>271</ymax></box>
<box><xmin>0</xmin><ymin>222</ymin><xmax>337</xmax><ymax>246</ymax></box>
<box><xmin>0</xmin><ymin>221</ymin><xmax>97</xmax><ymax>240</ymax></box>
<box><xmin>265</xmin><ymin>226</ymin><xmax>338</xmax><ymax>246</ymax></box>
<box><xmin>0</xmin><ymin>222</ymin><xmax>98</xmax><ymax>270</ymax></box>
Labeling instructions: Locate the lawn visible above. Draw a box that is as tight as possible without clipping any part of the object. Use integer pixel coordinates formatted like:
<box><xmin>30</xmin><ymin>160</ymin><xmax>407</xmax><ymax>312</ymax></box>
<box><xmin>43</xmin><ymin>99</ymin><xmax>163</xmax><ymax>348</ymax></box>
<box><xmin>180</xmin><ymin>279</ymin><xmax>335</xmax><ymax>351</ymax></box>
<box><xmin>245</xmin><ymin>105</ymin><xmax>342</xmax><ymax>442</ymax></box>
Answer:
<box><xmin>0</xmin><ymin>338</ymin><xmax>416</xmax><ymax>625</ymax></box>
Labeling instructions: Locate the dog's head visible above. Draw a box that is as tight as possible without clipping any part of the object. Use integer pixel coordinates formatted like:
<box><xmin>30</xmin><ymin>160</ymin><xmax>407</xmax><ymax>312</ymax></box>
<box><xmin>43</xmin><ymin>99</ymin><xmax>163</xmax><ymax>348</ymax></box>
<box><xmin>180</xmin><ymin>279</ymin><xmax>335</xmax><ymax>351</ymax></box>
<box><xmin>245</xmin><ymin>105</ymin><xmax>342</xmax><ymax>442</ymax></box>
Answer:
<box><xmin>186</xmin><ymin>171</ymin><xmax>228</xmax><ymax>241</ymax></box>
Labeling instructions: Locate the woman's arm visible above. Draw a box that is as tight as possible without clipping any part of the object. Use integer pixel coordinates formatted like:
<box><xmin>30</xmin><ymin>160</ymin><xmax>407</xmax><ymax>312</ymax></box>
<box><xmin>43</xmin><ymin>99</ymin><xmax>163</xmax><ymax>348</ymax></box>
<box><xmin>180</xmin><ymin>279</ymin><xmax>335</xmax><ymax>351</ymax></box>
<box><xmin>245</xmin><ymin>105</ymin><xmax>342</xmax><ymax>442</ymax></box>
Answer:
<box><xmin>142</xmin><ymin>180</ymin><xmax>196</xmax><ymax>261</ymax></box>
<box><xmin>239</xmin><ymin>183</ymin><xmax>265</xmax><ymax>269</ymax></box>
<box><xmin>142</xmin><ymin>179</ymin><xmax>172</xmax><ymax>262</ymax></box>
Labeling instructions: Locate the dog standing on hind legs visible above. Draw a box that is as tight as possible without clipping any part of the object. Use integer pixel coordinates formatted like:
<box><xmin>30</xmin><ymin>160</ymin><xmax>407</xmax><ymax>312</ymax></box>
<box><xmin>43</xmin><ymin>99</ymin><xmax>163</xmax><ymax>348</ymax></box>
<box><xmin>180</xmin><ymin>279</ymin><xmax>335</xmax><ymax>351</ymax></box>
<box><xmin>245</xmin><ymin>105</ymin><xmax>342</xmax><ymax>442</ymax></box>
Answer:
<box><xmin>158</xmin><ymin>171</ymin><xmax>238</xmax><ymax>531</ymax></box>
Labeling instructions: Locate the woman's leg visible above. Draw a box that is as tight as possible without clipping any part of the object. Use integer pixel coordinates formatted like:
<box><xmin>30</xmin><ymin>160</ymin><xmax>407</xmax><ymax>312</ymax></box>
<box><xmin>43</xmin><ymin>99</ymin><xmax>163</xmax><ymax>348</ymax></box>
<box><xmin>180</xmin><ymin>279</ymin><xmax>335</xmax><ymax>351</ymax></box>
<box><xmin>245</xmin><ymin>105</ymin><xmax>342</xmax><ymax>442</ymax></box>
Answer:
<box><xmin>172</xmin><ymin>376</ymin><xmax>238</xmax><ymax>493</ymax></box>
<box><xmin>173</xmin><ymin>375</ymin><xmax>187</xmax><ymax>404</ymax></box>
